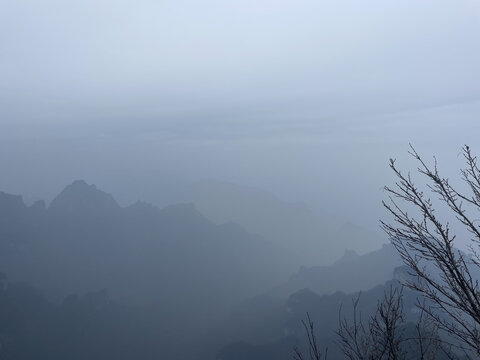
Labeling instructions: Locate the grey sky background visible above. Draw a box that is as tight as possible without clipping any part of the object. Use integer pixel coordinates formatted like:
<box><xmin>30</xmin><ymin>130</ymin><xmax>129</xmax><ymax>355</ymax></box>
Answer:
<box><xmin>1</xmin><ymin>0</ymin><xmax>480</xmax><ymax>233</ymax></box>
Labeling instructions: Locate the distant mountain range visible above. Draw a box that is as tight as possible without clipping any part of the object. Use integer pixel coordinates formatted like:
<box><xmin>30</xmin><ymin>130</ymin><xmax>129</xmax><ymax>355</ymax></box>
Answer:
<box><xmin>215</xmin><ymin>266</ymin><xmax>455</xmax><ymax>360</ymax></box>
<box><xmin>0</xmin><ymin>180</ymin><xmax>294</xmax><ymax>357</ymax></box>
<box><xmin>148</xmin><ymin>180</ymin><xmax>386</xmax><ymax>266</ymax></box>
<box><xmin>200</xmin><ymin>245</ymin><xmax>404</xmax><ymax>360</ymax></box>
<box><xmin>269</xmin><ymin>243</ymin><xmax>403</xmax><ymax>298</ymax></box>
<box><xmin>0</xmin><ymin>180</ymin><xmax>393</xmax><ymax>360</ymax></box>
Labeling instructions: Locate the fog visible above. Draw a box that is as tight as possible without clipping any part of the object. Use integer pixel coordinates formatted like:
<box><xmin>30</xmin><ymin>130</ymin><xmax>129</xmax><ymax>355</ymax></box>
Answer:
<box><xmin>2</xmin><ymin>0</ymin><xmax>480</xmax><ymax>228</ymax></box>
<box><xmin>1</xmin><ymin>1</ymin><xmax>480</xmax><ymax>359</ymax></box>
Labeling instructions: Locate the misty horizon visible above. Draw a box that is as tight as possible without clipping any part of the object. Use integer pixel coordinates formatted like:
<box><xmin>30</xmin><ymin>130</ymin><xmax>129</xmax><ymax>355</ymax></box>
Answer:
<box><xmin>1</xmin><ymin>1</ymin><xmax>479</xmax><ymax>359</ymax></box>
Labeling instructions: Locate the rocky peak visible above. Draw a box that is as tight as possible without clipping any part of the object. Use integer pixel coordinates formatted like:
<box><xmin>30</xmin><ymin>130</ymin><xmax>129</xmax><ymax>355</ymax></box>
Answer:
<box><xmin>48</xmin><ymin>180</ymin><xmax>120</xmax><ymax>217</ymax></box>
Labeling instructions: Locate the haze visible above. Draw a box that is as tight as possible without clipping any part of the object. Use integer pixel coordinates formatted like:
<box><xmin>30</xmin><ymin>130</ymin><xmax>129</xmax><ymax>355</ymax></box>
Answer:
<box><xmin>1</xmin><ymin>0</ymin><xmax>479</xmax><ymax>229</ymax></box>
<box><xmin>2</xmin><ymin>1</ymin><xmax>480</xmax><ymax>359</ymax></box>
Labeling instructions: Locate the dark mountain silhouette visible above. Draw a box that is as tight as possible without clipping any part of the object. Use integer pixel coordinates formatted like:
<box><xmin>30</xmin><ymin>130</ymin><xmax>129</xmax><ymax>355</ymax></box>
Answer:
<box><xmin>215</xmin><ymin>266</ymin><xmax>454</xmax><ymax>360</ymax></box>
<box><xmin>0</xmin><ymin>181</ymin><xmax>294</xmax><ymax>359</ymax></box>
<box><xmin>48</xmin><ymin>180</ymin><xmax>121</xmax><ymax>218</ymax></box>
<box><xmin>199</xmin><ymin>245</ymin><xmax>401</xmax><ymax>359</ymax></box>
<box><xmin>0</xmin><ymin>180</ymin><xmax>411</xmax><ymax>360</ymax></box>
<box><xmin>0</xmin><ymin>273</ymin><xmax>195</xmax><ymax>360</ymax></box>
<box><xmin>0</xmin><ymin>192</ymin><xmax>26</xmax><ymax>216</ymax></box>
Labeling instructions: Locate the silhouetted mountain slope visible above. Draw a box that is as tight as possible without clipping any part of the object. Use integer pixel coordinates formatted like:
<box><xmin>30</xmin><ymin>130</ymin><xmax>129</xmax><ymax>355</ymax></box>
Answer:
<box><xmin>0</xmin><ymin>181</ymin><xmax>405</xmax><ymax>360</ymax></box>
<box><xmin>0</xmin><ymin>181</ymin><xmax>291</xmax><ymax>343</ymax></box>
<box><xmin>148</xmin><ymin>181</ymin><xmax>385</xmax><ymax>266</ymax></box>
<box><xmin>0</xmin><ymin>273</ymin><xmax>193</xmax><ymax>360</ymax></box>
<box><xmin>49</xmin><ymin>180</ymin><xmax>120</xmax><ymax>219</ymax></box>
<box><xmin>0</xmin><ymin>192</ymin><xmax>27</xmax><ymax>217</ymax></box>
<box><xmin>215</xmin><ymin>267</ymin><xmax>454</xmax><ymax>360</ymax></box>
<box><xmin>202</xmin><ymin>246</ymin><xmax>402</xmax><ymax>360</ymax></box>
<box><xmin>269</xmin><ymin>243</ymin><xmax>402</xmax><ymax>298</ymax></box>
<box><xmin>0</xmin><ymin>267</ymin><xmax>458</xmax><ymax>360</ymax></box>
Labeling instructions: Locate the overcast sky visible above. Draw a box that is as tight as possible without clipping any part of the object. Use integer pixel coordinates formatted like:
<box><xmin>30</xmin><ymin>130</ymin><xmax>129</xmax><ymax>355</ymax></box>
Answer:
<box><xmin>1</xmin><ymin>0</ymin><xmax>480</xmax><ymax>231</ymax></box>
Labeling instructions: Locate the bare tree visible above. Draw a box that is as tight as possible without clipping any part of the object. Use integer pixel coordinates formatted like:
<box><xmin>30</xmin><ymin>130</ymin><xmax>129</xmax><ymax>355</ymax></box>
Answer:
<box><xmin>336</xmin><ymin>286</ymin><xmax>406</xmax><ymax>360</ymax></box>
<box><xmin>336</xmin><ymin>293</ymin><xmax>374</xmax><ymax>360</ymax></box>
<box><xmin>333</xmin><ymin>287</ymin><xmax>447</xmax><ymax>360</ymax></box>
<box><xmin>294</xmin><ymin>313</ymin><xmax>328</xmax><ymax>360</ymax></box>
<box><xmin>381</xmin><ymin>145</ymin><xmax>480</xmax><ymax>356</ymax></box>
<box><xmin>295</xmin><ymin>145</ymin><xmax>480</xmax><ymax>359</ymax></box>
<box><xmin>412</xmin><ymin>298</ymin><xmax>447</xmax><ymax>360</ymax></box>
<box><xmin>295</xmin><ymin>285</ymin><xmax>445</xmax><ymax>360</ymax></box>
<box><xmin>294</xmin><ymin>279</ymin><xmax>454</xmax><ymax>359</ymax></box>
<box><xmin>370</xmin><ymin>286</ymin><xmax>406</xmax><ymax>360</ymax></box>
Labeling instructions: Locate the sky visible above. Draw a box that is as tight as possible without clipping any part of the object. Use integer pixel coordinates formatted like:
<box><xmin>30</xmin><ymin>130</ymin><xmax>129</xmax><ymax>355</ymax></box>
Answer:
<box><xmin>1</xmin><ymin>0</ymin><xmax>480</xmax><ymax>232</ymax></box>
